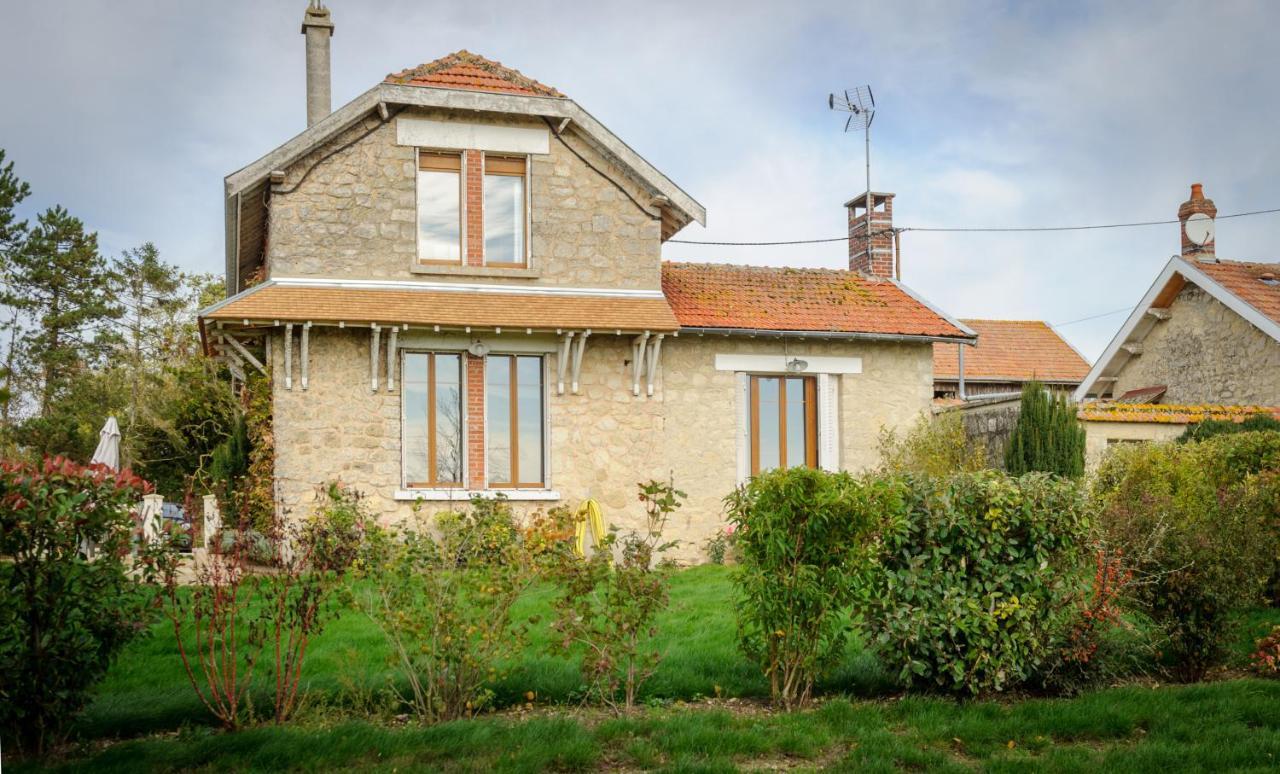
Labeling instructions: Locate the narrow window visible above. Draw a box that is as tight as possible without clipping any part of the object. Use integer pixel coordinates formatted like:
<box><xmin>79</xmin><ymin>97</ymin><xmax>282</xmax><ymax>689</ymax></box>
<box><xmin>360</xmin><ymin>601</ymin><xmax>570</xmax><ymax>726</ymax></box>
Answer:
<box><xmin>417</xmin><ymin>151</ymin><xmax>462</xmax><ymax>263</ymax></box>
<box><xmin>403</xmin><ymin>352</ymin><xmax>463</xmax><ymax>487</ymax></box>
<box><xmin>486</xmin><ymin>354</ymin><xmax>544</xmax><ymax>487</ymax></box>
<box><xmin>483</xmin><ymin>155</ymin><xmax>527</xmax><ymax>266</ymax></box>
<box><xmin>749</xmin><ymin>375</ymin><xmax>817</xmax><ymax>475</ymax></box>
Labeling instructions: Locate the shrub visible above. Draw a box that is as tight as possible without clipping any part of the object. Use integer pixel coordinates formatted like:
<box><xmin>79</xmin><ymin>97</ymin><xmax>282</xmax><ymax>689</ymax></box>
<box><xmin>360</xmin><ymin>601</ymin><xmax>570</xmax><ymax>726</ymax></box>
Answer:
<box><xmin>865</xmin><ymin>471</ymin><xmax>1091</xmax><ymax>695</ymax></box>
<box><xmin>1005</xmin><ymin>381</ymin><xmax>1085</xmax><ymax>478</ymax></box>
<box><xmin>0</xmin><ymin>457</ymin><xmax>152</xmax><ymax>754</ymax></box>
<box><xmin>1181</xmin><ymin>413</ymin><xmax>1280</xmax><ymax>443</ymax></box>
<box><xmin>727</xmin><ymin>467</ymin><xmax>883</xmax><ymax>709</ymax></box>
<box><xmin>1093</xmin><ymin>434</ymin><xmax>1277</xmax><ymax>681</ymax></box>
<box><xmin>350</xmin><ymin>503</ymin><xmax>560</xmax><ymax>722</ymax></box>
<box><xmin>878</xmin><ymin>411</ymin><xmax>987</xmax><ymax>477</ymax></box>
<box><xmin>1251</xmin><ymin>625</ymin><xmax>1280</xmax><ymax>675</ymax></box>
<box><xmin>547</xmin><ymin>479</ymin><xmax>685</xmax><ymax>713</ymax></box>
<box><xmin>435</xmin><ymin>495</ymin><xmax>519</xmax><ymax>566</ymax></box>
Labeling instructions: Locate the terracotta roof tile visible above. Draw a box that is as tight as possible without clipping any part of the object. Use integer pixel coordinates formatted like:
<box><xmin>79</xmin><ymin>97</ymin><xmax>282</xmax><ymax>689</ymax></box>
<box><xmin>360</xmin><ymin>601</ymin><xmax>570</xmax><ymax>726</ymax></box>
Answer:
<box><xmin>385</xmin><ymin>51</ymin><xmax>563</xmax><ymax>97</ymax></box>
<box><xmin>1196</xmin><ymin>259</ymin><xmax>1280</xmax><ymax>328</ymax></box>
<box><xmin>660</xmin><ymin>262</ymin><xmax>970</xmax><ymax>339</ymax></box>
<box><xmin>204</xmin><ymin>284</ymin><xmax>677</xmax><ymax>332</ymax></box>
<box><xmin>1077</xmin><ymin>402</ymin><xmax>1280</xmax><ymax>424</ymax></box>
<box><xmin>933</xmin><ymin>319</ymin><xmax>1091</xmax><ymax>382</ymax></box>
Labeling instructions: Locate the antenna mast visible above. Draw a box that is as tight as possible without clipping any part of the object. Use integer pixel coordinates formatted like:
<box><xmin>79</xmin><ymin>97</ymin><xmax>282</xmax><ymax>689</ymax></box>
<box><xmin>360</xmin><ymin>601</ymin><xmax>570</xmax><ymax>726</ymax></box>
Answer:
<box><xmin>829</xmin><ymin>86</ymin><xmax>876</xmax><ymax>269</ymax></box>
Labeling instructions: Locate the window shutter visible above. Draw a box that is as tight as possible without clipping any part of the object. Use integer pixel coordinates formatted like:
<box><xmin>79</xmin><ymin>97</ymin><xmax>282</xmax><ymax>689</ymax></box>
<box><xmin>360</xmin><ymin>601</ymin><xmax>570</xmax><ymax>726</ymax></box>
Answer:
<box><xmin>419</xmin><ymin>151</ymin><xmax>462</xmax><ymax>171</ymax></box>
<box><xmin>818</xmin><ymin>373</ymin><xmax>840</xmax><ymax>472</ymax></box>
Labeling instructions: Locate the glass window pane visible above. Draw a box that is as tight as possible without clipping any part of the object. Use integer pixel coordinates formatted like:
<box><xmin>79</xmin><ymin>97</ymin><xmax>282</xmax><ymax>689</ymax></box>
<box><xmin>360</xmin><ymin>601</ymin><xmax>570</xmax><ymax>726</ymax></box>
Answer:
<box><xmin>757</xmin><ymin>377</ymin><xmax>780</xmax><ymax>472</ymax></box>
<box><xmin>486</xmin><ymin>356</ymin><xmax>512</xmax><ymax>485</ymax></box>
<box><xmin>785</xmin><ymin>378</ymin><xmax>808</xmax><ymax>469</ymax></box>
<box><xmin>516</xmin><ymin>357</ymin><xmax>543</xmax><ymax>485</ymax></box>
<box><xmin>434</xmin><ymin>354</ymin><xmax>462</xmax><ymax>484</ymax></box>
<box><xmin>418</xmin><ymin>170</ymin><xmax>460</xmax><ymax>261</ymax></box>
<box><xmin>403</xmin><ymin>354</ymin><xmax>429</xmax><ymax>485</ymax></box>
<box><xmin>484</xmin><ymin>173</ymin><xmax>524</xmax><ymax>265</ymax></box>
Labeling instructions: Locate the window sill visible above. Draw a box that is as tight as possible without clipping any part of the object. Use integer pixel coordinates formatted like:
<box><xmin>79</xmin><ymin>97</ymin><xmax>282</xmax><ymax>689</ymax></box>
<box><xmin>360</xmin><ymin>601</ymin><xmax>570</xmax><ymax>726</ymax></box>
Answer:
<box><xmin>410</xmin><ymin>263</ymin><xmax>541</xmax><ymax>279</ymax></box>
<box><xmin>394</xmin><ymin>488</ymin><xmax>562</xmax><ymax>502</ymax></box>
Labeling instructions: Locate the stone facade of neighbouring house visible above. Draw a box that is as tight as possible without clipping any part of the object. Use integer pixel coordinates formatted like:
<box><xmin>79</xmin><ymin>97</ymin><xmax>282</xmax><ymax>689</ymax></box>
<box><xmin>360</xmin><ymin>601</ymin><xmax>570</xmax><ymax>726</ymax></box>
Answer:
<box><xmin>201</xmin><ymin>38</ymin><xmax>974</xmax><ymax>562</ymax></box>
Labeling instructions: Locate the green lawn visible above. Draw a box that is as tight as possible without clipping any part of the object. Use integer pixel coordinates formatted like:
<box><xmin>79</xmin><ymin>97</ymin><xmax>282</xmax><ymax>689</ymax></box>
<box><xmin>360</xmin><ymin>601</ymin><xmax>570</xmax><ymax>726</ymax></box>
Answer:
<box><xmin>23</xmin><ymin>565</ymin><xmax>1280</xmax><ymax>771</ymax></box>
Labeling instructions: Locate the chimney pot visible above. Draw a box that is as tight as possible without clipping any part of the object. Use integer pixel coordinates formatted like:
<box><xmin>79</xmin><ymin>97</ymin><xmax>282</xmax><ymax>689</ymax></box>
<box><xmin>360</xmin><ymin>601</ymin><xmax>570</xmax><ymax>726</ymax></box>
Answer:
<box><xmin>301</xmin><ymin>1</ymin><xmax>335</xmax><ymax>128</ymax></box>
<box><xmin>1190</xmin><ymin>182</ymin><xmax>1204</xmax><ymax>200</ymax></box>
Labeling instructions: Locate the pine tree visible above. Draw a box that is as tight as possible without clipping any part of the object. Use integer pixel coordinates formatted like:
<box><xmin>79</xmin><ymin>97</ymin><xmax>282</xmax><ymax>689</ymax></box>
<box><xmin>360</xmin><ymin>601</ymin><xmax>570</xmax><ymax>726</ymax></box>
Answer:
<box><xmin>0</xmin><ymin>148</ymin><xmax>32</xmax><ymax>421</ymax></box>
<box><xmin>1005</xmin><ymin>380</ymin><xmax>1085</xmax><ymax>478</ymax></box>
<box><xmin>7</xmin><ymin>206</ymin><xmax>120</xmax><ymax>415</ymax></box>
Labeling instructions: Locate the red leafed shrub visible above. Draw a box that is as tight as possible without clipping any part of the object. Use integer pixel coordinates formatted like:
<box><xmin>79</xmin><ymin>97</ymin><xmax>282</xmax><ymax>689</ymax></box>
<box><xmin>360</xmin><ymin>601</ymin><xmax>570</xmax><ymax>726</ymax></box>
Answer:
<box><xmin>1060</xmin><ymin>547</ymin><xmax>1132</xmax><ymax>667</ymax></box>
<box><xmin>1251</xmin><ymin>626</ymin><xmax>1280</xmax><ymax>675</ymax></box>
<box><xmin>0</xmin><ymin>456</ymin><xmax>151</xmax><ymax>755</ymax></box>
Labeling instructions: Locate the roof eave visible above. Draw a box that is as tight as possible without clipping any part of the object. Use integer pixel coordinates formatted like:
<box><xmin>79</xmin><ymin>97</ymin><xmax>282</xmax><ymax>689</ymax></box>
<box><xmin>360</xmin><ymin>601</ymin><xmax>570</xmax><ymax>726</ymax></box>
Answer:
<box><xmin>678</xmin><ymin>326</ymin><xmax>976</xmax><ymax>345</ymax></box>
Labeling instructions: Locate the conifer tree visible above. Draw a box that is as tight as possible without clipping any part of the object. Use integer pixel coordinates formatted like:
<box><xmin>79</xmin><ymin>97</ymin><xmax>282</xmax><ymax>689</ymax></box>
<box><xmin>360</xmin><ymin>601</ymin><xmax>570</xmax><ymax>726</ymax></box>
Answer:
<box><xmin>0</xmin><ymin>149</ymin><xmax>32</xmax><ymax>421</ymax></box>
<box><xmin>1005</xmin><ymin>380</ymin><xmax>1085</xmax><ymax>478</ymax></box>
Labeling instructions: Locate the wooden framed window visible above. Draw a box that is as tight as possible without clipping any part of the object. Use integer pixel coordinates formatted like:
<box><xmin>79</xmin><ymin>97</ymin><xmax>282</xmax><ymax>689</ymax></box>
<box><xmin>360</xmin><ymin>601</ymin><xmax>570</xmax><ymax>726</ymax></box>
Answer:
<box><xmin>486</xmin><ymin>354</ymin><xmax>544</xmax><ymax>488</ymax></box>
<box><xmin>749</xmin><ymin>375</ymin><xmax>817</xmax><ymax>475</ymax></box>
<box><xmin>483</xmin><ymin>154</ymin><xmax>527</xmax><ymax>267</ymax></box>
<box><xmin>402</xmin><ymin>352</ymin><xmax>464</xmax><ymax>487</ymax></box>
<box><xmin>416</xmin><ymin>151</ymin><xmax>463</xmax><ymax>264</ymax></box>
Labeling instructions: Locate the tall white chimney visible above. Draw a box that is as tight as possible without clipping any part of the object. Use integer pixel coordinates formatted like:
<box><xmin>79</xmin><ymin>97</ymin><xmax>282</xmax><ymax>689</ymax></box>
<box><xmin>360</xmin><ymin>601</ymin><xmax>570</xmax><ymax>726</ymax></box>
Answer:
<box><xmin>301</xmin><ymin>1</ymin><xmax>334</xmax><ymax>128</ymax></box>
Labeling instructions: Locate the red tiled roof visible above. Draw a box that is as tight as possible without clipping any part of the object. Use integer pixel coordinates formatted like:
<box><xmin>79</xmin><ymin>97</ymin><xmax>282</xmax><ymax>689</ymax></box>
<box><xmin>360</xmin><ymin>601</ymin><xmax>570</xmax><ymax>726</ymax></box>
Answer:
<box><xmin>385</xmin><ymin>51</ymin><xmax>563</xmax><ymax>97</ymax></box>
<box><xmin>933</xmin><ymin>319</ymin><xmax>1090</xmax><ymax>382</ymax></box>
<box><xmin>1196</xmin><ymin>259</ymin><xmax>1280</xmax><ymax>328</ymax></box>
<box><xmin>660</xmin><ymin>262</ymin><xmax>970</xmax><ymax>339</ymax></box>
<box><xmin>1078</xmin><ymin>403</ymin><xmax>1280</xmax><ymax>424</ymax></box>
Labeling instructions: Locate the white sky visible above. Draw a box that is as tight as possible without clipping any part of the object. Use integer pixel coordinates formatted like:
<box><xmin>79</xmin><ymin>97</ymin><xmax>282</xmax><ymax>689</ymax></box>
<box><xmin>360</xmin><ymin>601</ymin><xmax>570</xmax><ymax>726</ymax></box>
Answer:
<box><xmin>2</xmin><ymin>0</ymin><xmax>1278</xmax><ymax>360</ymax></box>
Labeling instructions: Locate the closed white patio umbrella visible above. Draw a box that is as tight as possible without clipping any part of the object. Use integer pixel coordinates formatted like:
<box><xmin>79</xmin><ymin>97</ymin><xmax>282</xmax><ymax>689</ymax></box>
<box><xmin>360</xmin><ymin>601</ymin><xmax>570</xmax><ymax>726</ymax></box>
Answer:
<box><xmin>90</xmin><ymin>416</ymin><xmax>121</xmax><ymax>471</ymax></box>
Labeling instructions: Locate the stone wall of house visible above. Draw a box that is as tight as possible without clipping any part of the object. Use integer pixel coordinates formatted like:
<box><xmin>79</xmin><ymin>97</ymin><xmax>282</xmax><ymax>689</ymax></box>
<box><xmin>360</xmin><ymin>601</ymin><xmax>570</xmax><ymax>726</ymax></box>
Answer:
<box><xmin>942</xmin><ymin>396</ymin><xmax>1022</xmax><ymax>468</ymax></box>
<box><xmin>266</xmin><ymin>107</ymin><xmax>662</xmax><ymax>290</ymax></box>
<box><xmin>1111</xmin><ymin>284</ymin><xmax>1280</xmax><ymax>405</ymax></box>
<box><xmin>269</xmin><ymin>328</ymin><xmax>933</xmax><ymax>563</ymax></box>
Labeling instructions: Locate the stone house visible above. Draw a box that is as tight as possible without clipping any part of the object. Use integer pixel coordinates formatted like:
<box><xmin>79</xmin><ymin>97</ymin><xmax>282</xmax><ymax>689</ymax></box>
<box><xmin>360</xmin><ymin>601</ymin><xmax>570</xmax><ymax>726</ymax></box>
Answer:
<box><xmin>199</xmin><ymin>5</ymin><xmax>974</xmax><ymax>560</ymax></box>
<box><xmin>1074</xmin><ymin>184</ymin><xmax>1280</xmax><ymax>458</ymax></box>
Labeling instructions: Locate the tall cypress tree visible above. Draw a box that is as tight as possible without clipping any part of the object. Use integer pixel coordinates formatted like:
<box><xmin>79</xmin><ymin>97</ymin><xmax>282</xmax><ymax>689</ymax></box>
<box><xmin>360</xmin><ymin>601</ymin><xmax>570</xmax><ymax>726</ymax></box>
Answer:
<box><xmin>1005</xmin><ymin>380</ymin><xmax>1085</xmax><ymax>478</ymax></box>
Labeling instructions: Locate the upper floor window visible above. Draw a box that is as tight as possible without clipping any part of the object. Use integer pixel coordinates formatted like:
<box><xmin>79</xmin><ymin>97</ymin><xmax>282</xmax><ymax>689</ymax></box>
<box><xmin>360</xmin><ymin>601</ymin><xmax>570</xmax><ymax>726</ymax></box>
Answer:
<box><xmin>749</xmin><ymin>375</ymin><xmax>817</xmax><ymax>475</ymax></box>
<box><xmin>483</xmin><ymin>155</ymin><xmax>527</xmax><ymax>267</ymax></box>
<box><xmin>417</xmin><ymin>151</ymin><xmax>462</xmax><ymax>264</ymax></box>
<box><xmin>403</xmin><ymin>351</ymin><xmax>464</xmax><ymax>487</ymax></box>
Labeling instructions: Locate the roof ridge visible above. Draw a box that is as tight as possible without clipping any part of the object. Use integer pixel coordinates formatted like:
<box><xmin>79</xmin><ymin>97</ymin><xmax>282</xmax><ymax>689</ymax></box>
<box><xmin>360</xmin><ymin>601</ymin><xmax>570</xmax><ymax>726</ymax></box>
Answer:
<box><xmin>663</xmin><ymin>260</ymin><xmax>858</xmax><ymax>274</ymax></box>
<box><xmin>386</xmin><ymin>50</ymin><xmax>563</xmax><ymax>97</ymax></box>
<box><xmin>959</xmin><ymin>318</ymin><xmax>1053</xmax><ymax>325</ymax></box>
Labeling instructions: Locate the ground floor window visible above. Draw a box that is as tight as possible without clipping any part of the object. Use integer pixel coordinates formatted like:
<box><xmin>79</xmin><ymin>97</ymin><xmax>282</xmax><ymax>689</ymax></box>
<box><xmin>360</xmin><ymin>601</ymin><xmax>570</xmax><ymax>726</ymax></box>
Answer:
<box><xmin>749</xmin><ymin>374</ymin><xmax>817</xmax><ymax>475</ymax></box>
<box><xmin>403</xmin><ymin>351</ymin><xmax>463</xmax><ymax>487</ymax></box>
<box><xmin>486</xmin><ymin>354</ymin><xmax>545</xmax><ymax>488</ymax></box>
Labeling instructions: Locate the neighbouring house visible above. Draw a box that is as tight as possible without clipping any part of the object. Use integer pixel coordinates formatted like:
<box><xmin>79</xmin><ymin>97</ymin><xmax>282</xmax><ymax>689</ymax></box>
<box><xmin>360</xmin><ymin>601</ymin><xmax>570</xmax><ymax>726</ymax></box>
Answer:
<box><xmin>932</xmin><ymin>319</ymin><xmax>1090</xmax><ymax>467</ymax></box>
<box><xmin>198</xmin><ymin>5</ymin><xmax>975</xmax><ymax>561</ymax></box>
<box><xmin>1074</xmin><ymin>184</ymin><xmax>1280</xmax><ymax>458</ymax></box>
<box><xmin>933</xmin><ymin>319</ymin><xmax>1090</xmax><ymax>400</ymax></box>
<box><xmin>1076</xmin><ymin>184</ymin><xmax>1280</xmax><ymax>405</ymax></box>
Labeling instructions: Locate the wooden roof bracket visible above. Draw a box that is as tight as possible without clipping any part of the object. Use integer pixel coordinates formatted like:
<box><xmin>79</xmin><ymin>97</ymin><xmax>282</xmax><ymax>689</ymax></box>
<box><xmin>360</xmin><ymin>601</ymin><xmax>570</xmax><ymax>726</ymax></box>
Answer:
<box><xmin>645</xmin><ymin>333</ymin><xmax>664</xmax><ymax>396</ymax></box>
<box><xmin>223</xmin><ymin>333</ymin><xmax>268</xmax><ymax>377</ymax></box>
<box><xmin>571</xmin><ymin>329</ymin><xmax>590</xmax><ymax>394</ymax></box>
<box><xmin>369</xmin><ymin>324</ymin><xmax>381</xmax><ymax>392</ymax></box>
<box><xmin>386</xmin><ymin>327</ymin><xmax>398</xmax><ymax>392</ymax></box>
<box><xmin>557</xmin><ymin>331</ymin><xmax>576</xmax><ymax>395</ymax></box>
<box><xmin>631</xmin><ymin>331</ymin><xmax>651</xmax><ymax>396</ymax></box>
<box><xmin>284</xmin><ymin>323</ymin><xmax>294</xmax><ymax>390</ymax></box>
<box><xmin>301</xmin><ymin>322</ymin><xmax>311</xmax><ymax>390</ymax></box>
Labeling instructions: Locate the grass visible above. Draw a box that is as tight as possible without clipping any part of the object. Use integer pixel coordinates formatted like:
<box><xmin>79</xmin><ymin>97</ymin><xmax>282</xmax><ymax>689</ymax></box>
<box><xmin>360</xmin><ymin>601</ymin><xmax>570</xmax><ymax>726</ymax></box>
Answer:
<box><xmin>20</xmin><ymin>565</ymin><xmax>1280</xmax><ymax>771</ymax></box>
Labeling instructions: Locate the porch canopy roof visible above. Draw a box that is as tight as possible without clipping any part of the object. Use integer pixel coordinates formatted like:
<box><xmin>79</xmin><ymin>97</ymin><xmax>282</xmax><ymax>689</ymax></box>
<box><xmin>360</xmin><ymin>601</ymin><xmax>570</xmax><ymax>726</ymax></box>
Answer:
<box><xmin>200</xmin><ymin>278</ymin><xmax>680</xmax><ymax>335</ymax></box>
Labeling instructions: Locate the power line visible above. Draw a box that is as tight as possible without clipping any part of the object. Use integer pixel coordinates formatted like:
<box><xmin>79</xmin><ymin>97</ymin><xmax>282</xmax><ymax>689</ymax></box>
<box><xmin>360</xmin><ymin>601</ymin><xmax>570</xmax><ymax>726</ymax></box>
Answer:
<box><xmin>1051</xmin><ymin>306</ymin><xmax>1133</xmax><ymax>328</ymax></box>
<box><xmin>666</xmin><ymin>206</ymin><xmax>1280</xmax><ymax>246</ymax></box>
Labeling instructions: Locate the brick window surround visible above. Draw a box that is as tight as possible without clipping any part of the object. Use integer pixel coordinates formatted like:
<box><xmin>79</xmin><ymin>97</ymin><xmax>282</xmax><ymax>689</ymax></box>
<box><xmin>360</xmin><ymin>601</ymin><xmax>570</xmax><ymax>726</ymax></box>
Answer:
<box><xmin>464</xmin><ymin>353</ymin><xmax>486</xmax><ymax>488</ymax></box>
<box><xmin>464</xmin><ymin>150</ymin><xmax>484</xmax><ymax>267</ymax></box>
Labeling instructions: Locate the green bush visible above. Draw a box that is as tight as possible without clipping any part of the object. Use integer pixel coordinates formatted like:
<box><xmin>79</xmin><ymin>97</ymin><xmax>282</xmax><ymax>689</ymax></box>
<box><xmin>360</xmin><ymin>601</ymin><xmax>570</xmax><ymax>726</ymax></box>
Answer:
<box><xmin>1093</xmin><ymin>432</ymin><xmax>1279</xmax><ymax>681</ymax></box>
<box><xmin>877</xmin><ymin>411</ymin><xmax>987</xmax><ymax>477</ymax></box>
<box><xmin>435</xmin><ymin>495</ymin><xmax>520</xmax><ymax>566</ymax></box>
<box><xmin>1005</xmin><ymin>381</ymin><xmax>1085</xmax><ymax>478</ymax></box>
<box><xmin>1181</xmin><ymin>413</ymin><xmax>1280</xmax><ymax>443</ymax></box>
<box><xmin>726</xmin><ymin>467</ymin><xmax>884</xmax><ymax>709</ymax></box>
<box><xmin>866</xmin><ymin>471</ymin><xmax>1091</xmax><ymax>695</ymax></box>
<box><xmin>0</xmin><ymin>457</ymin><xmax>151</xmax><ymax>754</ymax></box>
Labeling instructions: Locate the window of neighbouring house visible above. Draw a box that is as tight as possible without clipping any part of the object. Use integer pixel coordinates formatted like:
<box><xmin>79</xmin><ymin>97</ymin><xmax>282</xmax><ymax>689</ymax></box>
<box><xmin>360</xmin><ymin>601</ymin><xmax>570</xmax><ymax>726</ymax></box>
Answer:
<box><xmin>486</xmin><ymin>354</ymin><xmax>545</xmax><ymax>488</ymax></box>
<box><xmin>403</xmin><ymin>351</ymin><xmax>464</xmax><ymax>487</ymax></box>
<box><xmin>416</xmin><ymin>151</ymin><xmax>463</xmax><ymax>263</ymax></box>
<box><xmin>749</xmin><ymin>375</ymin><xmax>817</xmax><ymax>475</ymax></box>
<box><xmin>483</xmin><ymin>155</ymin><xmax>527</xmax><ymax>266</ymax></box>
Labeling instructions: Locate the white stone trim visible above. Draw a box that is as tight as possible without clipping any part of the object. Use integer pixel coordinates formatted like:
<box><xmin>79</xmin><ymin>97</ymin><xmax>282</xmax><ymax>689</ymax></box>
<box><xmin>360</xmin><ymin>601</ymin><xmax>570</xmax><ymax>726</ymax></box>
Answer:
<box><xmin>394</xmin><ymin>488</ymin><xmax>561</xmax><ymax>502</ymax></box>
<box><xmin>817</xmin><ymin>373</ymin><xmax>840</xmax><ymax>472</ymax></box>
<box><xmin>396</xmin><ymin>116</ymin><xmax>550</xmax><ymax>154</ymax></box>
<box><xmin>713</xmin><ymin>353</ymin><xmax>863</xmax><ymax>375</ymax></box>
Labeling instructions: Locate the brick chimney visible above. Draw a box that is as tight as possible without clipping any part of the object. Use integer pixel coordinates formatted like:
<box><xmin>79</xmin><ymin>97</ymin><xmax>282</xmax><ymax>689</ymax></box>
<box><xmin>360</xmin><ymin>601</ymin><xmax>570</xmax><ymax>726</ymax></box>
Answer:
<box><xmin>301</xmin><ymin>1</ymin><xmax>335</xmax><ymax>128</ymax></box>
<box><xmin>845</xmin><ymin>191</ymin><xmax>895</xmax><ymax>277</ymax></box>
<box><xmin>1177</xmin><ymin>183</ymin><xmax>1217</xmax><ymax>262</ymax></box>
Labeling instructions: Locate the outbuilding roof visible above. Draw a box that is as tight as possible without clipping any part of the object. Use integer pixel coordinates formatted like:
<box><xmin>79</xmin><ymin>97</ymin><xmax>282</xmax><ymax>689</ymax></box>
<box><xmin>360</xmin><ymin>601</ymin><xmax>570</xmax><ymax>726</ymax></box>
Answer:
<box><xmin>660</xmin><ymin>262</ymin><xmax>974</xmax><ymax>341</ymax></box>
<box><xmin>933</xmin><ymin>319</ymin><xmax>1090</xmax><ymax>383</ymax></box>
<box><xmin>1077</xmin><ymin>402</ymin><xmax>1280</xmax><ymax>424</ymax></box>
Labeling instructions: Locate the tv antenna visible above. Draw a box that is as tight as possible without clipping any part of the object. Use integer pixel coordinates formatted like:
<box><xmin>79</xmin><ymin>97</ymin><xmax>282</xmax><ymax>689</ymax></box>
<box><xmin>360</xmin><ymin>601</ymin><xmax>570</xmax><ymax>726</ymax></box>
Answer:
<box><xmin>830</xmin><ymin>86</ymin><xmax>877</xmax><ymax>268</ymax></box>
